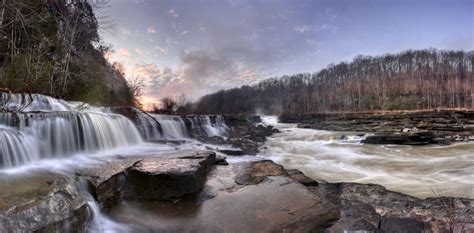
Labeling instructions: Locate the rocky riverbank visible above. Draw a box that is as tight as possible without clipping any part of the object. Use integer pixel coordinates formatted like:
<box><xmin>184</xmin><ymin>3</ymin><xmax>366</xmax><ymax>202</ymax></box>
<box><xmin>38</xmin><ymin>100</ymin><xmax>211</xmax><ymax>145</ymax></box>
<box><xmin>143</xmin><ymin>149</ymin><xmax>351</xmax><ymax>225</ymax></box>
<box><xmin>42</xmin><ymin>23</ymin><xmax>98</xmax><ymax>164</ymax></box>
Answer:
<box><xmin>194</xmin><ymin>114</ymin><xmax>279</xmax><ymax>155</ymax></box>
<box><xmin>280</xmin><ymin>110</ymin><xmax>474</xmax><ymax>145</ymax></box>
<box><xmin>1</xmin><ymin>150</ymin><xmax>472</xmax><ymax>232</ymax></box>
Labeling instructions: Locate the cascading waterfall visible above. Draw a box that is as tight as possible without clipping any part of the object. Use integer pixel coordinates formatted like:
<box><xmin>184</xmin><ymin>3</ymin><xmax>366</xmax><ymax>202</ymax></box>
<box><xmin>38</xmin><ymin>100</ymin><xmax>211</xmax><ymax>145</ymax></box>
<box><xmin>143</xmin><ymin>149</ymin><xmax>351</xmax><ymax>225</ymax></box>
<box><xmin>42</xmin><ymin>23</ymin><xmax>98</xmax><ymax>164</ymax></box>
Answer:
<box><xmin>0</xmin><ymin>126</ymin><xmax>40</xmax><ymax>167</ymax></box>
<box><xmin>187</xmin><ymin>115</ymin><xmax>229</xmax><ymax>137</ymax></box>
<box><xmin>136</xmin><ymin>113</ymin><xmax>229</xmax><ymax>140</ymax></box>
<box><xmin>1</xmin><ymin>92</ymin><xmax>72</xmax><ymax>112</ymax></box>
<box><xmin>137</xmin><ymin>113</ymin><xmax>189</xmax><ymax>140</ymax></box>
<box><xmin>0</xmin><ymin>92</ymin><xmax>231</xmax><ymax>168</ymax></box>
<box><xmin>0</xmin><ymin>93</ymin><xmax>143</xmax><ymax>168</ymax></box>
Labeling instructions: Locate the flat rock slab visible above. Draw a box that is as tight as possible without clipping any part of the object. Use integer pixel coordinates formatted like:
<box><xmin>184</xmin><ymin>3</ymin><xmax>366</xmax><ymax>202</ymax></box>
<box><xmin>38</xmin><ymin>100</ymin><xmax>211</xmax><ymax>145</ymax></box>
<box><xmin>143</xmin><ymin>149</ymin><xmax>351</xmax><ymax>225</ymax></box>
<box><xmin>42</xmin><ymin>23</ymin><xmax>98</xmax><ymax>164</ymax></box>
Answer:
<box><xmin>0</xmin><ymin>172</ymin><xmax>89</xmax><ymax>232</ymax></box>
<box><xmin>125</xmin><ymin>151</ymin><xmax>216</xmax><ymax>200</ymax></box>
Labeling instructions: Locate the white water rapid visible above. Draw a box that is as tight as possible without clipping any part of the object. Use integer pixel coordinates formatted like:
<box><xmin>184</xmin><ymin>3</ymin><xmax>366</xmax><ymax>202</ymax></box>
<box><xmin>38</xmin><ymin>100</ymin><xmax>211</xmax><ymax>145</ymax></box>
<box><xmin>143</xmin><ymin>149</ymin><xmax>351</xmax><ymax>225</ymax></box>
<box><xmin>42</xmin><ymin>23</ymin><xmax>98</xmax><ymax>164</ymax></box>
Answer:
<box><xmin>259</xmin><ymin>116</ymin><xmax>474</xmax><ymax>198</ymax></box>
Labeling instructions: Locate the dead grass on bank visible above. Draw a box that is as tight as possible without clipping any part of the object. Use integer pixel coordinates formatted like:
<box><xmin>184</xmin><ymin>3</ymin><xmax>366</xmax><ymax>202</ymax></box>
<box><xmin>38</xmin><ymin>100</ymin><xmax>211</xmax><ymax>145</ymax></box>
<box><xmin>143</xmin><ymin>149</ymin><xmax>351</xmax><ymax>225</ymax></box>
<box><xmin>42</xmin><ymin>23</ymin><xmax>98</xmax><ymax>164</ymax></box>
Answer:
<box><xmin>431</xmin><ymin>185</ymin><xmax>473</xmax><ymax>233</ymax></box>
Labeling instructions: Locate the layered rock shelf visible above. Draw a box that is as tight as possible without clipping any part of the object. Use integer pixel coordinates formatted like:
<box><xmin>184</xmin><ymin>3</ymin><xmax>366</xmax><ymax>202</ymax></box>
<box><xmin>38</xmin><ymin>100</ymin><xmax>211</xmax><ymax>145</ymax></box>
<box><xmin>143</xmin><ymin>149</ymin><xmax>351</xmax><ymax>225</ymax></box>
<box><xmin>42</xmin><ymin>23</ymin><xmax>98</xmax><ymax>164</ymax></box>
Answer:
<box><xmin>280</xmin><ymin>110</ymin><xmax>474</xmax><ymax>145</ymax></box>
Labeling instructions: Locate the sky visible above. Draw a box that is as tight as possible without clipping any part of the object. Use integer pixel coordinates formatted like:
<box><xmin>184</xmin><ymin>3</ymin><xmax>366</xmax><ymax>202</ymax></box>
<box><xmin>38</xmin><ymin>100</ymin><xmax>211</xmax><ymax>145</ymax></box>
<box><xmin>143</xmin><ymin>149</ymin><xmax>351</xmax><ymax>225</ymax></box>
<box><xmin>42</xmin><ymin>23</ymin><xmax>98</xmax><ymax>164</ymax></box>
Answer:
<box><xmin>99</xmin><ymin>0</ymin><xmax>473</xmax><ymax>108</ymax></box>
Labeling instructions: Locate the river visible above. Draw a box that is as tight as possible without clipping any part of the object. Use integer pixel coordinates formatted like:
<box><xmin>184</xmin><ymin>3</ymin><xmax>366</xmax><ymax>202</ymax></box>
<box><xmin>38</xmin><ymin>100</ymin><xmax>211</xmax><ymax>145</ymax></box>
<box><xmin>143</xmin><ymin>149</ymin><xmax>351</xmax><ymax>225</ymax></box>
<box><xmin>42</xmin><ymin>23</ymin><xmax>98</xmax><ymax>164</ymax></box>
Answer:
<box><xmin>1</xmin><ymin>93</ymin><xmax>473</xmax><ymax>231</ymax></box>
<box><xmin>259</xmin><ymin>116</ymin><xmax>474</xmax><ymax>198</ymax></box>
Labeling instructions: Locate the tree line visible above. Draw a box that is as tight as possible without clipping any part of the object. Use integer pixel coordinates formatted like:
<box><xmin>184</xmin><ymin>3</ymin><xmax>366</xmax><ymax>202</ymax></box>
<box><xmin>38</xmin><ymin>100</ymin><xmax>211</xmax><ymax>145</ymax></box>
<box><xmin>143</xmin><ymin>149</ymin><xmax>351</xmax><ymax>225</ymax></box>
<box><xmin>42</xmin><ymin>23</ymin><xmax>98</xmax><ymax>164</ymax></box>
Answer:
<box><xmin>0</xmin><ymin>0</ymin><xmax>136</xmax><ymax>107</ymax></box>
<box><xmin>192</xmin><ymin>49</ymin><xmax>474</xmax><ymax>115</ymax></box>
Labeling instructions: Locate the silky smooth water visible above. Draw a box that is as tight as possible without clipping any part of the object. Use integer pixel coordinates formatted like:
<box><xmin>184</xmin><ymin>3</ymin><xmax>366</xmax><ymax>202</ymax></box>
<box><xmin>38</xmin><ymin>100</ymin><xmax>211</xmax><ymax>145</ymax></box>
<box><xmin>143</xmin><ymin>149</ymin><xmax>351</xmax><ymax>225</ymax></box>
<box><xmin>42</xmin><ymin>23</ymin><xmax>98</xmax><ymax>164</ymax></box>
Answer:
<box><xmin>259</xmin><ymin>116</ymin><xmax>474</xmax><ymax>198</ymax></box>
<box><xmin>137</xmin><ymin>113</ymin><xmax>229</xmax><ymax>140</ymax></box>
<box><xmin>0</xmin><ymin>94</ymin><xmax>143</xmax><ymax>168</ymax></box>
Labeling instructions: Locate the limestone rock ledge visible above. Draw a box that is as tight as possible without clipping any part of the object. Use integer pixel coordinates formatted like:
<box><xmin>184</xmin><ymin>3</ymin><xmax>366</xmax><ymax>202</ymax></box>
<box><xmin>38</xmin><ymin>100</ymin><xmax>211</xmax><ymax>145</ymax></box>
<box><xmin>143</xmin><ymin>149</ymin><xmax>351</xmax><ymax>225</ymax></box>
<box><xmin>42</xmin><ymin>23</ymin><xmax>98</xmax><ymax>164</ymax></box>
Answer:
<box><xmin>0</xmin><ymin>172</ymin><xmax>89</xmax><ymax>232</ymax></box>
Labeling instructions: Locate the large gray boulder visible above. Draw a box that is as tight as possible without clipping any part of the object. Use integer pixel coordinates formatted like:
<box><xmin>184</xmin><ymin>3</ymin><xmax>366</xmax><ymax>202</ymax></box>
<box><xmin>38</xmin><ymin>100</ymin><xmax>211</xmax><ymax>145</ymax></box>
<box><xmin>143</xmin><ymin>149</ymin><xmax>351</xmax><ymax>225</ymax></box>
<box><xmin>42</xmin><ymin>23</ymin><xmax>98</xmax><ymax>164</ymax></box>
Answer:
<box><xmin>0</xmin><ymin>172</ymin><xmax>89</xmax><ymax>232</ymax></box>
<box><xmin>125</xmin><ymin>151</ymin><xmax>217</xmax><ymax>200</ymax></box>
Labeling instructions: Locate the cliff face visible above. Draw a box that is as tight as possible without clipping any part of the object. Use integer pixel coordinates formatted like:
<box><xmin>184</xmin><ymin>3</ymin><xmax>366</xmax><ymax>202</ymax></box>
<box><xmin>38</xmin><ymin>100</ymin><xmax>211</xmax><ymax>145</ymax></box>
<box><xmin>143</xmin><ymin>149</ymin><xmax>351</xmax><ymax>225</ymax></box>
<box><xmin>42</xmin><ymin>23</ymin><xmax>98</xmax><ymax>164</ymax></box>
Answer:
<box><xmin>0</xmin><ymin>0</ymin><xmax>134</xmax><ymax>107</ymax></box>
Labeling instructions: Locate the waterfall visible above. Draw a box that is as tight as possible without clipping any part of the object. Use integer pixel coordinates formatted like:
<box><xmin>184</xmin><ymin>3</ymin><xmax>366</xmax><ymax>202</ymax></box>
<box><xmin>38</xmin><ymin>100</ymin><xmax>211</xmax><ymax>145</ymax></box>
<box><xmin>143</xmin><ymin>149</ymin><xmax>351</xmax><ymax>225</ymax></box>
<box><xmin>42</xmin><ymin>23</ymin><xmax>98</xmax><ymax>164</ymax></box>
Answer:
<box><xmin>187</xmin><ymin>115</ymin><xmax>229</xmax><ymax>137</ymax></box>
<box><xmin>0</xmin><ymin>126</ymin><xmax>40</xmax><ymax>167</ymax></box>
<box><xmin>0</xmin><ymin>92</ymin><xmax>231</xmax><ymax>168</ymax></box>
<box><xmin>0</xmin><ymin>94</ymin><xmax>143</xmax><ymax>168</ymax></box>
<box><xmin>136</xmin><ymin>113</ymin><xmax>229</xmax><ymax>140</ymax></box>
<box><xmin>137</xmin><ymin>113</ymin><xmax>189</xmax><ymax>140</ymax></box>
<box><xmin>1</xmin><ymin>93</ymin><xmax>73</xmax><ymax>112</ymax></box>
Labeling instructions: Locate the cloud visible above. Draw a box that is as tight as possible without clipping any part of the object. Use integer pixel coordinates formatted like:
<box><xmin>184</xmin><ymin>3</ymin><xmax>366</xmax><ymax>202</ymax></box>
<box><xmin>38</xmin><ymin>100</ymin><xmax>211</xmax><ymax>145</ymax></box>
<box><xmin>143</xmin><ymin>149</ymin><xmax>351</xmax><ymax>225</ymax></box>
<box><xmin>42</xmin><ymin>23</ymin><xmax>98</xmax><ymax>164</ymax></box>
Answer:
<box><xmin>155</xmin><ymin>46</ymin><xmax>169</xmax><ymax>54</ymax></box>
<box><xmin>116</xmin><ymin>48</ymin><xmax>131</xmax><ymax>57</ymax></box>
<box><xmin>119</xmin><ymin>27</ymin><xmax>131</xmax><ymax>35</ymax></box>
<box><xmin>102</xmin><ymin>0</ymin><xmax>348</xmax><ymax>105</ymax></box>
<box><xmin>168</xmin><ymin>9</ymin><xmax>179</xmax><ymax>18</ymax></box>
<box><xmin>135</xmin><ymin>48</ymin><xmax>144</xmax><ymax>56</ymax></box>
<box><xmin>294</xmin><ymin>25</ymin><xmax>311</xmax><ymax>33</ymax></box>
<box><xmin>317</xmin><ymin>24</ymin><xmax>338</xmax><ymax>33</ymax></box>
<box><xmin>143</xmin><ymin>50</ymin><xmax>266</xmax><ymax>101</ymax></box>
<box><xmin>305</xmin><ymin>39</ymin><xmax>322</xmax><ymax>51</ymax></box>
<box><xmin>147</xmin><ymin>26</ymin><xmax>157</xmax><ymax>34</ymax></box>
<box><xmin>133</xmin><ymin>63</ymin><xmax>160</xmax><ymax>81</ymax></box>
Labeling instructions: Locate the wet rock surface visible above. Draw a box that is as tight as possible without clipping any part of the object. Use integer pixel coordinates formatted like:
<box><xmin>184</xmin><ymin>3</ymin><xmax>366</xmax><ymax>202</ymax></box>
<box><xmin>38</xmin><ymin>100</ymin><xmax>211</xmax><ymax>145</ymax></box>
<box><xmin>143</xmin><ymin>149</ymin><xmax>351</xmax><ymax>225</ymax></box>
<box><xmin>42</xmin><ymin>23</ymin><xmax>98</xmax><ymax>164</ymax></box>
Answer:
<box><xmin>78</xmin><ymin>151</ymin><xmax>218</xmax><ymax>206</ymax></box>
<box><xmin>280</xmin><ymin>110</ymin><xmax>474</xmax><ymax>145</ymax></box>
<box><xmin>105</xmin><ymin>158</ymin><xmax>474</xmax><ymax>233</ymax></box>
<box><xmin>234</xmin><ymin>160</ymin><xmax>287</xmax><ymax>185</ymax></box>
<box><xmin>362</xmin><ymin>131</ymin><xmax>441</xmax><ymax>145</ymax></box>
<box><xmin>109</xmin><ymin>160</ymin><xmax>341</xmax><ymax>232</ymax></box>
<box><xmin>1</xmin><ymin>154</ymin><xmax>474</xmax><ymax>232</ymax></box>
<box><xmin>329</xmin><ymin>182</ymin><xmax>474</xmax><ymax>232</ymax></box>
<box><xmin>125</xmin><ymin>151</ymin><xmax>216</xmax><ymax>200</ymax></box>
<box><xmin>0</xmin><ymin>172</ymin><xmax>89</xmax><ymax>232</ymax></box>
<box><xmin>78</xmin><ymin>158</ymin><xmax>138</xmax><ymax>211</ymax></box>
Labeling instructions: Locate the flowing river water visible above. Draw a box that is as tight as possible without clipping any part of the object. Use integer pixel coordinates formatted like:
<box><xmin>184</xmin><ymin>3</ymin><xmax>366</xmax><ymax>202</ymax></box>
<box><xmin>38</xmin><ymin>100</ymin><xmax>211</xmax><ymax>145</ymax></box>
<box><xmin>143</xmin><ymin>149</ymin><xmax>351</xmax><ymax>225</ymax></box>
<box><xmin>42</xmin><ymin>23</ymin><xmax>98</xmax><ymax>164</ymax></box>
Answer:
<box><xmin>259</xmin><ymin>116</ymin><xmax>474</xmax><ymax>198</ymax></box>
<box><xmin>1</xmin><ymin>93</ymin><xmax>473</xmax><ymax>231</ymax></box>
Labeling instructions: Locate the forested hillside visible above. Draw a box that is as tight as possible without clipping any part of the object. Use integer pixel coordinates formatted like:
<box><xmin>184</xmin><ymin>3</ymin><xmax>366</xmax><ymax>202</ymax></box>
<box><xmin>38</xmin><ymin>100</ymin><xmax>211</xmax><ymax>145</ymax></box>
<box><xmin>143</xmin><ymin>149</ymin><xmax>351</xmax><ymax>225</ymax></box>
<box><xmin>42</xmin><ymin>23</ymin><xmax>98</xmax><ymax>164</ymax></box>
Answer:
<box><xmin>194</xmin><ymin>49</ymin><xmax>474</xmax><ymax>114</ymax></box>
<box><xmin>0</xmin><ymin>0</ymin><xmax>135</xmax><ymax>106</ymax></box>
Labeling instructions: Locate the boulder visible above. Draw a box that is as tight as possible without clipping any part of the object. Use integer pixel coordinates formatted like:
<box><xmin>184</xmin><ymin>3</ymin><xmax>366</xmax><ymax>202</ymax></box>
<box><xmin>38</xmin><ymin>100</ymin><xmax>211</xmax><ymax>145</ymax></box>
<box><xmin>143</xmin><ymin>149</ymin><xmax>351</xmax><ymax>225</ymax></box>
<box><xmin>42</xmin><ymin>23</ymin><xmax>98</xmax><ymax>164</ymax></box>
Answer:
<box><xmin>286</xmin><ymin>169</ymin><xmax>319</xmax><ymax>186</ymax></box>
<box><xmin>362</xmin><ymin>131</ymin><xmax>439</xmax><ymax>145</ymax></box>
<box><xmin>125</xmin><ymin>151</ymin><xmax>217</xmax><ymax>200</ymax></box>
<box><xmin>380</xmin><ymin>218</ymin><xmax>431</xmax><ymax>233</ymax></box>
<box><xmin>0</xmin><ymin>172</ymin><xmax>89</xmax><ymax>232</ymax></box>
<box><xmin>235</xmin><ymin>160</ymin><xmax>287</xmax><ymax>185</ymax></box>
<box><xmin>227</xmin><ymin>138</ymin><xmax>259</xmax><ymax>155</ymax></box>
<box><xmin>217</xmin><ymin>148</ymin><xmax>245</xmax><ymax>156</ymax></box>
<box><xmin>195</xmin><ymin>135</ymin><xmax>227</xmax><ymax>145</ymax></box>
<box><xmin>77</xmin><ymin>158</ymin><xmax>139</xmax><ymax>211</ymax></box>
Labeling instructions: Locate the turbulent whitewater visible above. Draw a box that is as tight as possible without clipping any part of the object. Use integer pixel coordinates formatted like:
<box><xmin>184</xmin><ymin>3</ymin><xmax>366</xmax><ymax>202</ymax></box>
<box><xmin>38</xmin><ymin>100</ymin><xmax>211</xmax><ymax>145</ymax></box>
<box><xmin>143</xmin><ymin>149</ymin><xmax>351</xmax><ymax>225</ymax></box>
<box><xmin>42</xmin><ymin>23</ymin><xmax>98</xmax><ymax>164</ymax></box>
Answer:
<box><xmin>259</xmin><ymin>116</ymin><xmax>474</xmax><ymax>198</ymax></box>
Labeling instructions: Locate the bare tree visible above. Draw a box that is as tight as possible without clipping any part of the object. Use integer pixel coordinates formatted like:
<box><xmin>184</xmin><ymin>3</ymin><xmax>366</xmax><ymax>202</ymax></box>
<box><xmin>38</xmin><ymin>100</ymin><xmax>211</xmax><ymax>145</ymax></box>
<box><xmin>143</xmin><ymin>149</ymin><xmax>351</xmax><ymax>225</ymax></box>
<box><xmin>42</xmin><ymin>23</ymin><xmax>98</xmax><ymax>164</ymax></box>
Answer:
<box><xmin>127</xmin><ymin>76</ymin><xmax>144</xmax><ymax>109</ymax></box>
<box><xmin>161</xmin><ymin>96</ymin><xmax>177</xmax><ymax>114</ymax></box>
